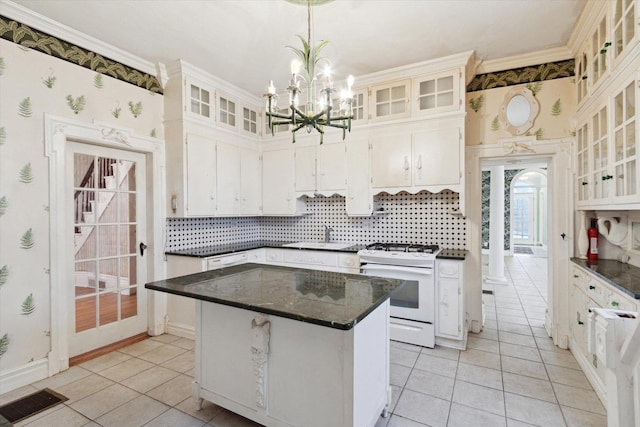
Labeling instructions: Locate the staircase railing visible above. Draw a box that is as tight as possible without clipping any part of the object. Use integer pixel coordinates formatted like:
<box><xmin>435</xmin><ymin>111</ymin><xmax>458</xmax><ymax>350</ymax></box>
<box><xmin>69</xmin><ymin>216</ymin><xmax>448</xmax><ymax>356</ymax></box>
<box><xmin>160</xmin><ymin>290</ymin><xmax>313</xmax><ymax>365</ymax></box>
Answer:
<box><xmin>74</xmin><ymin>158</ymin><xmax>117</xmax><ymax>229</ymax></box>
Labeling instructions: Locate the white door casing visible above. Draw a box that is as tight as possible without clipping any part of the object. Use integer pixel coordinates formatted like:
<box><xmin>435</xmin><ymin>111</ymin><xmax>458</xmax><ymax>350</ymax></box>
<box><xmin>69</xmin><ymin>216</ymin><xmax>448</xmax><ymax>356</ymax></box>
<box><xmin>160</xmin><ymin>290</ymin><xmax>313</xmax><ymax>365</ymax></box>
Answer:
<box><xmin>466</xmin><ymin>137</ymin><xmax>572</xmax><ymax>348</ymax></box>
<box><xmin>45</xmin><ymin>114</ymin><xmax>166</xmax><ymax>375</ymax></box>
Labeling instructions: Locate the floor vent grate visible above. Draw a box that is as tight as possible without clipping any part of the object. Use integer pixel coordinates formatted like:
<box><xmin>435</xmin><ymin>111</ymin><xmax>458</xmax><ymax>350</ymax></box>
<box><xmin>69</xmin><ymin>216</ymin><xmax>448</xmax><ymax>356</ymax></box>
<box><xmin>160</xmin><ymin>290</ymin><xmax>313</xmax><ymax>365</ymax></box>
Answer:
<box><xmin>482</xmin><ymin>289</ymin><xmax>494</xmax><ymax>295</ymax></box>
<box><xmin>0</xmin><ymin>388</ymin><xmax>67</xmax><ymax>424</ymax></box>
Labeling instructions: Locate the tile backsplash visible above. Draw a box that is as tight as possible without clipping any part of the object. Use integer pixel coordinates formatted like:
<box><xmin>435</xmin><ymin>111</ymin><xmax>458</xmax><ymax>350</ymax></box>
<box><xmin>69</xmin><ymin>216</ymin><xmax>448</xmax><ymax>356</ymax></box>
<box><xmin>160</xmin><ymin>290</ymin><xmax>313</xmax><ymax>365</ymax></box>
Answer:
<box><xmin>165</xmin><ymin>191</ymin><xmax>466</xmax><ymax>251</ymax></box>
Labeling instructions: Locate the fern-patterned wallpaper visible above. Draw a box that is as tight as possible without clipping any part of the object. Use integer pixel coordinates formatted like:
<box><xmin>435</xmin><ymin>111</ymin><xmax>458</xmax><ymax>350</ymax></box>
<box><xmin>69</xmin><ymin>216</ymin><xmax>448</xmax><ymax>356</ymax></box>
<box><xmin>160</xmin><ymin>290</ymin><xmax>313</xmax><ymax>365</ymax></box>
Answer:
<box><xmin>0</xmin><ymin>15</ymin><xmax>163</xmax><ymax>94</ymax></box>
<box><xmin>481</xmin><ymin>169</ymin><xmax>523</xmax><ymax>250</ymax></box>
<box><xmin>465</xmin><ymin>76</ymin><xmax>576</xmax><ymax>146</ymax></box>
<box><xmin>0</xmin><ymin>37</ymin><xmax>163</xmax><ymax>371</ymax></box>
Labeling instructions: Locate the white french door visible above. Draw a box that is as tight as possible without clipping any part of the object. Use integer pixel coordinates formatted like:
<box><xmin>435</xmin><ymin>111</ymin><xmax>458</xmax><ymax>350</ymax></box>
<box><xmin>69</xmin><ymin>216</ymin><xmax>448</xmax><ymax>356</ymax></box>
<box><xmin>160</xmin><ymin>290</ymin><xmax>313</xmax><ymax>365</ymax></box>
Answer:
<box><xmin>68</xmin><ymin>142</ymin><xmax>147</xmax><ymax>356</ymax></box>
<box><xmin>512</xmin><ymin>193</ymin><xmax>536</xmax><ymax>246</ymax></box>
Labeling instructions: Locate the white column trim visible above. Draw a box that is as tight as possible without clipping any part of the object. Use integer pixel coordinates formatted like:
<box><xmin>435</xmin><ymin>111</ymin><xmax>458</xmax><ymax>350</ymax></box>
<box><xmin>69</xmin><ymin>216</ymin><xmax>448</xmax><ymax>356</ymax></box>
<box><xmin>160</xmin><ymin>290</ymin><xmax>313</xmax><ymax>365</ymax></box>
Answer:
<box><xmin>44</xmin><ymin>114</ymin><xmax>166</xmax><ymax>377</ymax></box>
<box><xmin>486</xmin><ymin>165</ymin><xmax>508</xmax><ymax>285</ymax></box>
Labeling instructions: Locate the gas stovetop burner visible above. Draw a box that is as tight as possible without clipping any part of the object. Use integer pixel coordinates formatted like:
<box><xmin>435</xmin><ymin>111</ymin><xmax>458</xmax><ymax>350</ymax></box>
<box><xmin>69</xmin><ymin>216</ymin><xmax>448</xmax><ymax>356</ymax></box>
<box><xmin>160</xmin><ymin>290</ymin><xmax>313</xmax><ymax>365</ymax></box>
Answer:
<box><xmin>365</xmin><ymin>242</ymin><xmax>440</xmax><ymax>254</ymax></box>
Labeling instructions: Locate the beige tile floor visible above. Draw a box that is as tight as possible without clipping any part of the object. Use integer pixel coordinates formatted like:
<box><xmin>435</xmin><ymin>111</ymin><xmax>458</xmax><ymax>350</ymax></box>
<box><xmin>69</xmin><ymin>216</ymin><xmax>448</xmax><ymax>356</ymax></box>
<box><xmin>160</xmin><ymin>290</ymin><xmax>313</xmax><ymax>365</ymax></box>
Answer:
<box><xmin>1</xmin><ymin>253</ymin><xmax>607</xmax><ymax>426</ymax></box>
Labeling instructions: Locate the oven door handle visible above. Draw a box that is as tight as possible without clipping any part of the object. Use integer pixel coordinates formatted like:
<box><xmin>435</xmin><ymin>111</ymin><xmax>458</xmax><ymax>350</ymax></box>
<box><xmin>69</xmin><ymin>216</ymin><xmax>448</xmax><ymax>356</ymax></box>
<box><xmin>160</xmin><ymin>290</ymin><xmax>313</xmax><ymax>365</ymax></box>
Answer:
<box><xmin>361</xmin><ymin>263</ymin><xmax>433</xmax><ymax>276</ymax></box>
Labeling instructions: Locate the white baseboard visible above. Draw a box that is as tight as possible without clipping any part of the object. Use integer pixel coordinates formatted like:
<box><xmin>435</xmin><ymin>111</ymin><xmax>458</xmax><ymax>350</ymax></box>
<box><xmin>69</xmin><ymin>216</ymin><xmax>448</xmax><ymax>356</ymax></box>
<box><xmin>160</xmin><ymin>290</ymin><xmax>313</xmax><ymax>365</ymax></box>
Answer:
<box><xmin>166</xmin><ymin>321</ymin><xmax>195</xmax><ymax>340</ymax></box>
<box><xmin>569</xmin><ymin>337</ymin><xmax>607</xmax><ymax>406</ymax></box>
<box><xmin>0</xmin><ymin>358</ymin><xmax>48</xmax><ymax>395</ymax></box>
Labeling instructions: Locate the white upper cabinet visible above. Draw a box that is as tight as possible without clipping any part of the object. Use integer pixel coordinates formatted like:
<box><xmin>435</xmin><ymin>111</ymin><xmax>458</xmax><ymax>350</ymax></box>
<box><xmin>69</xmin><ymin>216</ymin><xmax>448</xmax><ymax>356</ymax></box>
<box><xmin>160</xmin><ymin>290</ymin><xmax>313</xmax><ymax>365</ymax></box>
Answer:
<box><xmin>294</xmin><ymin>143</ymin><xmax>347</xmax><ymax>197</ymax></box>
<box><xmin>188</xmin><ymin>80</ymin><xmax>214</xmax><ymax>121</ymax></box>
<box><xmin>611</xmin><ymin>78</ymin><xmax>638</xmax><ymax>204</ymax></box>
<box><xmin>370</xmin><ymin>133</ymin><xmax>413</xmax><ymax>188</ymax></box>
<box><xmin>240</xmin><ymin>146</ymin><xmax>262</xmax><ymax>215</ymax></box>
<box><xmin>573</xmin><ymin>1</ymin><xmax>640</xmax><ymax>210</ymax></box>
<box><xmin>262</xmin><ymin>148</ymin><xmax>302</xmax><ymax>215</ymax></box>
<box><xmin>611</xmin><ymin>0</ymin><xmax>638</xmax><ymax>66</ymax></box>
<box><xmin>346</xmin><ymin>138</ymin><xmax>373</xmax><ymax>216</ymax></box>
<box><xmin>217</xmin><ymin>142</ymin><xmax>262</xmax><ymax>216</ymax></box>
<box><xmin>575</xmin><ymin>71</ymin><xmax>639</xmax><ymax>209</ymax></box>
<box><xmin>370</xmin><ymin>125</ymin><xmax>463</xmax><ymax>194</ymax></box>
<box><xmin>294</xmin><ymin>146</ymin><xmax>317</xmax><ymax>193</ymax></box>
<box><xmin>413</xmin><ymin>70</ymin><xmax>460</xmax><ymax>116</ymax></box>
<box><xmin>413</xmin><ymin>127</ymin><xmax>461</xmax><ymax>187</ymax></box>
<box><xmin>371</xmin><ymin>80</ymin><xmax>411</xmax><ymax>122</ymax></box>
<box><xmin>185</xmin><ymin>133</ymin><xmax>217</xmax><ymax>216</ymax></box>
<box><xmin>317</xmin><ymin>143</ymin><xmax>347</xmax><ymax>194</ymax></box>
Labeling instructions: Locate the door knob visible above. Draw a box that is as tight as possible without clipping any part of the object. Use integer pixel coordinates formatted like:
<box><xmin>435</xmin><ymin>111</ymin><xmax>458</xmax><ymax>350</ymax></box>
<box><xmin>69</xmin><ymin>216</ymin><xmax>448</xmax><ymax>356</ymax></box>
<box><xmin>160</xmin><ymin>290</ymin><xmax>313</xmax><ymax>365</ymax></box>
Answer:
<box><xmin>139</xmin><ymin>242</ymin><xmax>147</xmax><ymax>256</ymax></box>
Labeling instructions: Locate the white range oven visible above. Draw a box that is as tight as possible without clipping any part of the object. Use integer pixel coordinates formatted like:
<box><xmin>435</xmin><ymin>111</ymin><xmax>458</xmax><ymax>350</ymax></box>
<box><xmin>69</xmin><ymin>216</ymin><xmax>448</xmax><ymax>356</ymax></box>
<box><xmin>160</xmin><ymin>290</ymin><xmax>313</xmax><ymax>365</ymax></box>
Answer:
<box><xmin>358</xmin><ymin>243</ymin><xmax>440</xmax><ymax>348</ymax></box>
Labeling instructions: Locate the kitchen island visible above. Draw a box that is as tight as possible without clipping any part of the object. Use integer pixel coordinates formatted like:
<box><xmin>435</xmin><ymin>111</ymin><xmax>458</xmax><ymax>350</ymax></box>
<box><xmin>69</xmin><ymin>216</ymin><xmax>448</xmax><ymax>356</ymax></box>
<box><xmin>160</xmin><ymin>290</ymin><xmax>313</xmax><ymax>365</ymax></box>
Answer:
<box><xmin>145</xmin><ymin>263</ymin><xmax>407</xmax><ymax>427</ymax></box>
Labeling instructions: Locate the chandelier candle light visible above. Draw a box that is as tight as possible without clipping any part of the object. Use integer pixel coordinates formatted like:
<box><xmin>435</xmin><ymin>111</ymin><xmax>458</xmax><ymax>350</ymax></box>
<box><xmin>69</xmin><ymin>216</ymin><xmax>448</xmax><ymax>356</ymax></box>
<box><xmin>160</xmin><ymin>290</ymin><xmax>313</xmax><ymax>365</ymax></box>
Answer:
<box><xmin>263</xmin><ymin>0</ymin><xmax>354</xmax><ymax>144</ymax></box>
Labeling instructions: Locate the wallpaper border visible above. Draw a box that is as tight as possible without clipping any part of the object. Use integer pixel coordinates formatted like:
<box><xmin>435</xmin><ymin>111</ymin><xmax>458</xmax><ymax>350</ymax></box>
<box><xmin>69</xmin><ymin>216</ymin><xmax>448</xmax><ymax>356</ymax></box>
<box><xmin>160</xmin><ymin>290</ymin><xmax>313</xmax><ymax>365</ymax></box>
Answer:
<box><xmin>467</xmin><ymin>59</ymin><xmax>574</xmax><ymax>93</ymax></box>
<box><xmin>0</xmin><ymin>15</ymin><xmax>163</xmax><ymax>94</ymax></box>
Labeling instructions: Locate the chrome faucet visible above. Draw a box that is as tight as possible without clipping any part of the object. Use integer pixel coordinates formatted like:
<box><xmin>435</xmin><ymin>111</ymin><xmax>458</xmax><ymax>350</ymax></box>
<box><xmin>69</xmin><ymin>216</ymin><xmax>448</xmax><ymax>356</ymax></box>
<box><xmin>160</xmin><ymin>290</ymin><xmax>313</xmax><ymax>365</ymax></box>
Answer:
<box><xmin>324</xmin><ymin>225</ymin><xmax>333</xmax><ymax>243</ymax></box>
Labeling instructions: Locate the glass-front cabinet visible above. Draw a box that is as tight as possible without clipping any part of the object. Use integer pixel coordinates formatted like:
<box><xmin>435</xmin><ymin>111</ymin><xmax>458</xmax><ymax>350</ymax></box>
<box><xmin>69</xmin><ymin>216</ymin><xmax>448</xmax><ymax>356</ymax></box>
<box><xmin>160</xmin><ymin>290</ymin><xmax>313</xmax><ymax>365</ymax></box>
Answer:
<box><xmin>591</xmin><ymin>105</ymin><xmax>610</xmax><ymax>202</ymax></box>
<box><xmin>371</xmin><ymin>80</ymin><xmax>411</xmax><ymax>121</ymax></box>
<box><xmin>413</xmin><ymin>70</ymin><xmax>459</xmax><ymax>116</ymax></box>
<box><xmin>576</xmin><ymin>122</ymin><xmax>590</xmax><ymax>204</ymax></box>
<box><xmin>575</xmin><ymin>71</ymin><xmax>639</xmax><ymax>209</ymax></box>
<box><xmin>612</xmin><ymin>80</ymin><xmax>637</xmax><ymax>202</ymax></box>
<box><xmin>612</xmin><ymin>0</ymin><xmax>638</xmax><ymax>64</ymax></box>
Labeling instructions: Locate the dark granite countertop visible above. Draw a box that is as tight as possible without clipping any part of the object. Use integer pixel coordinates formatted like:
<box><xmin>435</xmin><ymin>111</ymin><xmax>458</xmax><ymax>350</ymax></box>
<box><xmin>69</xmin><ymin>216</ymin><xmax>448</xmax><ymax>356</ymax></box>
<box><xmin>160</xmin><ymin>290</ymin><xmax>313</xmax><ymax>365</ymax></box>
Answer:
<box><xmin>571</xmin><ymin>258</ymin><xmax>640</xmax><ymax>299</ymax></box>
<box><xmin>145</xmin><ymin>263</ymin><xmax>406</xmax><ymax>330</ymax></box>
<box><xmin>437</xmin><ymin>249</ymin><xmax>467</xmax><ymax>260</ymax></box>
<box><xmin>165</xmin><ymin>240</ymin><xmax>364</xmax><ymax>257</ymax></box>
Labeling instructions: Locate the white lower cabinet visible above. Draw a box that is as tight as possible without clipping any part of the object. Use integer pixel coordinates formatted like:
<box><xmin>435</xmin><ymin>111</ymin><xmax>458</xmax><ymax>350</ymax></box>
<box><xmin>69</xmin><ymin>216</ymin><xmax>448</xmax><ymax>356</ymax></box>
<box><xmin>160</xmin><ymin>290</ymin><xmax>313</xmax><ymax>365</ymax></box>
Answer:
<box><xmin>435</xmin><ymin>259</ymin><xmax>466</xmax><ymax>349</ymax></box>
<box><xmin>166</xmin><ymin>252</ymin><xmax>252</xmax><ymax>337</ymax></box>
<box><xmin>569</xmin><ymin>263</ymin><xmax>639</xmax><ymax>405</ymax></box>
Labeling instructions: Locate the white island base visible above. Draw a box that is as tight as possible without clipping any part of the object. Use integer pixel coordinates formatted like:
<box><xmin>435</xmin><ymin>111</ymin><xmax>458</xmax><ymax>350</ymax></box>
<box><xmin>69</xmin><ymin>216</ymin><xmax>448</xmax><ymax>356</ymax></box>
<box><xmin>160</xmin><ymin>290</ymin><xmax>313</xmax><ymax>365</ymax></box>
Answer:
<box><xmin>192</xmin><ymin>300</ymin><xmax>391</xmax><ymax>427</ymax></box>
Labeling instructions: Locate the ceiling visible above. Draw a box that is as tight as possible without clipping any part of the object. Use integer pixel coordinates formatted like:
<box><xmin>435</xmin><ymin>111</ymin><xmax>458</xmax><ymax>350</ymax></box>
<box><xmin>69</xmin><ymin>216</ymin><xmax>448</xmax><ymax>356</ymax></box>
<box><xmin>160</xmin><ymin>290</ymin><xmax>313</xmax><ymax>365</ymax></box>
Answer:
<box><xmin>11</xmin><ymin>0</ymin><xmax>586</xmax><ymax>96</ymax></box>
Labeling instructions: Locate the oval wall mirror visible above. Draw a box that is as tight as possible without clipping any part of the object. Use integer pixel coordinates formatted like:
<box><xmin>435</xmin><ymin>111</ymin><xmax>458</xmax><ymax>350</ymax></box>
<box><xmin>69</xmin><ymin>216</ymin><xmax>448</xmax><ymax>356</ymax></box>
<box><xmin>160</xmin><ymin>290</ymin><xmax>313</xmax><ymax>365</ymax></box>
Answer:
<box><xmin>498</xmin><ymin>87</ymin><xmax>539</xmax><ymax>136</ymax></box>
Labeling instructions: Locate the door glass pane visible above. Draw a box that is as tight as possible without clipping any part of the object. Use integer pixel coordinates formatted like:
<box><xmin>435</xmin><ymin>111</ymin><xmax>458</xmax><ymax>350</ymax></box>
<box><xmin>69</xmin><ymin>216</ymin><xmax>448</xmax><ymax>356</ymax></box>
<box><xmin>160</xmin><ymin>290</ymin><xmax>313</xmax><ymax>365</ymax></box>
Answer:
<box><xmin>420</xmin><ymin>80</ymin><xmax>435</xmax><ymax>95</ymax></box>
<box><xmin>99</xmin><ymin>292</ymin><xmax>118</xmax><ymax>326</ymax></box>
<box><xmin>616</xmin><ymin>164</ymin><xmax>625</xmax><ymax>196</ymax></box>
<box><xmin>420</xmin><ymin>95</ymin><xmax>435</xmax><ymax>110</ymax></box>
<box><xmin>512</xmin><ymin>197</ymin><xmax>531</xmax><ymax>240</ymax></box>
<box><xmin>98</xmin><ymin>225</ymin><xmax>118</xmax><ymax>257</ymax></box>
<box><xmin>616</xmin><ymin>92</ymin><xmax>624</xmax><ymax>126</ymax></box>
<box><xmin>625</xmin><ymin>9</ymin><xmax>635</xmax><ymax>45</ymax></box>
<box><xmin>437</xmin><ymin>92</ymin><xmax>453</xmax><ymax>106</ymax></box>
<box><xmin>75</xmin><ymin>226</ymin><xmax>96</xmax><ymax>260</ymax></box>
<box><xmin>118</xmin><ymin>161</ymin><xmax>136</xmax><ymax>191</ymax></box>
<box><xmin>121</xmin><ymin>225</ymin><xmax>137</xmax><ymax>256</ymax></box>
<box><xmin>438</xmin><ymin>76</ymin><xmax>453</xmax><ymax>91</ymax></box>
<box><xmin>118</xmin><ymin>193</ymin><xmax>136</xmax><ymax>223</ymax></box>
<box><xmin>74</xmin><ymin>154</ymin><xmax>95</xmax><ymax>188</ymax></box>
<box><xmin>391</xmin><ymin>85</ymin><xmax>405</xmax><ymax>100</ymax></box>
<box><xmin>76</xmin><ymin>295</ymin><xmax>96</xmax><ymax>332</ymax></box>
<box><xmin>616</xmin><ymin>129</ymin><xmax>624</xmax><ymax>161</ymax></box>
<box><xmin>627</xmin><ymin>123</ymin><xmax>636</xmax><ymax>157</ymax></box>
<box><xmin>121</xmin><ymin>288</ymin><xmax>138</xmax><ymax>320</ymax></box>
<box><xmin>377</xmin><ymin>88</ymin><xmax>390</xmax><ymax>103</ymax></box>
<box><xmin>99</xmin><ymin>192</ymin><xmax>117</xmax><ymax>223</ymax></box>
<box><xmin>626</xmin><ymin>83</ymin><xmax>635</xmax><ymax>119</ymax></box>
<box><xmin>391</xmin><ymin>101</ymin><xmax>405</xmax><ymax>115</ymax></box>
<box><xmin>75</xmin><ymin>261</ymin><xmax>97</xmax><ymax>297</ymax></box>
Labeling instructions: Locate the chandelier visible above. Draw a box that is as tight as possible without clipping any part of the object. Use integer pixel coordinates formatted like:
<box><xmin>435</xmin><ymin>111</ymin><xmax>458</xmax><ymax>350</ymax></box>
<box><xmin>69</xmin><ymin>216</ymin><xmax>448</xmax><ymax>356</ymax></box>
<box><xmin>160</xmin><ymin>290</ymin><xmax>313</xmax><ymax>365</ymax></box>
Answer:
<box><xmin>263</xmin><ymin>0</ymin><xmax>354</xmax><ymax>144</ymax></box>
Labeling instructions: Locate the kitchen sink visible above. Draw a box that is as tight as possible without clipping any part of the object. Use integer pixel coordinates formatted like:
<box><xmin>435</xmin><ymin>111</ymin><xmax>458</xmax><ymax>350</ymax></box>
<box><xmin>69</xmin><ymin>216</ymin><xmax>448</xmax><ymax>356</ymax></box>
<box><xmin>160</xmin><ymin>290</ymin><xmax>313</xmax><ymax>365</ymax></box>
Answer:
<box><xmin>282</xmin><ymin>242</ymin><xmax>356</xmax><ymax>250</ymax></box>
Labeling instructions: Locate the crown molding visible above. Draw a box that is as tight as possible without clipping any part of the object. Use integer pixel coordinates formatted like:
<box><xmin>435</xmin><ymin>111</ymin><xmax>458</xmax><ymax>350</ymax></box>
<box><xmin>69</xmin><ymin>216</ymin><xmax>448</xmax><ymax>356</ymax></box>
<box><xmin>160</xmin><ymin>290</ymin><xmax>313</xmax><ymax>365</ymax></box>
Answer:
<box><xmin>166</xmin><ymin>59</ymin><xmax>262</xmax><ymax>108</ymax></box>
<box><xmin>0</xmin><ymin>0</ymin><xmax>157</xmax><ymax>77</ymax></box>
<box><xmin>474</xmin><ymin>46</ymin><xmax>573</xmax><ymax>75</ymax></box>
<box><xmin>354</xmin><ymin>50</ymin><xmax>476</xmax><ymax>88</ymax></box>
<box><xmin>567</xmin><ymin>0</ymin><xmax>607</xmax><ymax>55</ymax></box>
